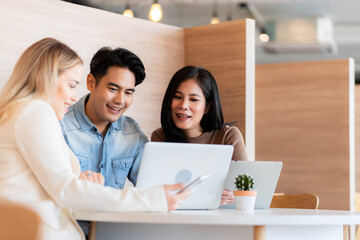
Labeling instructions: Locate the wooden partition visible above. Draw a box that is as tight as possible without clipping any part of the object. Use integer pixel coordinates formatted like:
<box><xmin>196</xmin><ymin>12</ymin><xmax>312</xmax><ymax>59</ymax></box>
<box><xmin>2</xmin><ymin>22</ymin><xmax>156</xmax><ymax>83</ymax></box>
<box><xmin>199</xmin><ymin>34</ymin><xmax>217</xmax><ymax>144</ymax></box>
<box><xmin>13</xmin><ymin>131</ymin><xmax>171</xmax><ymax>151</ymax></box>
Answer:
<box><xmin>0</xmin><ymin>1</ymin><xmax>254</xmax><ymax>157</ymax></box>
<box><xmin>185</xmin><ymin>19</ymin><xmax>255</xmax><ymax>160</ymax></box>
<box><xmin>256</xmin><ymin>59</ymin><xmax>355</xmax><ymax>210</ymax></box>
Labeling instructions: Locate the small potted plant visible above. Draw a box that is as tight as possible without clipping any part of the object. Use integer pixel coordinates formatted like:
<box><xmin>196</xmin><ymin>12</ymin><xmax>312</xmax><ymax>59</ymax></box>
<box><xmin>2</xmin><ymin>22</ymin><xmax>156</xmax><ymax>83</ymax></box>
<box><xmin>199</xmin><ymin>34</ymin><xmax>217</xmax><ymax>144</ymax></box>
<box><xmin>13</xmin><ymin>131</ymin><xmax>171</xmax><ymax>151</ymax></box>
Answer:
<box><xmin>233</xmin><ymin>173</ymin><xmax>257</xmax><ymax>212</ymax></box>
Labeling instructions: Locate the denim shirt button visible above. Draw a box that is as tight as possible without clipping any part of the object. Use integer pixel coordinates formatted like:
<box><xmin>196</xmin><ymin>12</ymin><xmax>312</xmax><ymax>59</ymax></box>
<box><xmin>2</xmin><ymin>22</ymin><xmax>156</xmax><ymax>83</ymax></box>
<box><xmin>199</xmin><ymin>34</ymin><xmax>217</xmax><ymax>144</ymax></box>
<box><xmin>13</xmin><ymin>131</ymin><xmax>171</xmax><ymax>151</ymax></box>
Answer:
<box><xmin>99</xmin><ymin>163</ymin><xmax>104</xmax><ymax>168</ymax></box>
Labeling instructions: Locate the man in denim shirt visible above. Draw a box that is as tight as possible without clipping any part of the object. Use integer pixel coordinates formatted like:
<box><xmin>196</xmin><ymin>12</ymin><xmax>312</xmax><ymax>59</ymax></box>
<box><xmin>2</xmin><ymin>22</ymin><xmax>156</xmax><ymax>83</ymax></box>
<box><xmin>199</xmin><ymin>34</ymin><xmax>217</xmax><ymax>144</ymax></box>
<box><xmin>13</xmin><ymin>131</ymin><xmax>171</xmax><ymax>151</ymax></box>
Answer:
<box><xmin>60</xmin><ymin>47</ymin><xmax>147</xmax><ymax>190</ymax></box>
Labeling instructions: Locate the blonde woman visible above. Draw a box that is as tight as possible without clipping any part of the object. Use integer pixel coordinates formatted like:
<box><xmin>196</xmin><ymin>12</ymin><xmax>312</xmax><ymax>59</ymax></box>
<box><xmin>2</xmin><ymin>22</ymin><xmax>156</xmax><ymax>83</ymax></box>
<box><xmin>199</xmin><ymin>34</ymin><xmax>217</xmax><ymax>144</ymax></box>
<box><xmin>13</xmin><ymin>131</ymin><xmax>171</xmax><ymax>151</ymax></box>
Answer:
<box><xmin>0</xmin><ymin>38</ymin><xmax>191</xmax><ymax>240</ymax></box>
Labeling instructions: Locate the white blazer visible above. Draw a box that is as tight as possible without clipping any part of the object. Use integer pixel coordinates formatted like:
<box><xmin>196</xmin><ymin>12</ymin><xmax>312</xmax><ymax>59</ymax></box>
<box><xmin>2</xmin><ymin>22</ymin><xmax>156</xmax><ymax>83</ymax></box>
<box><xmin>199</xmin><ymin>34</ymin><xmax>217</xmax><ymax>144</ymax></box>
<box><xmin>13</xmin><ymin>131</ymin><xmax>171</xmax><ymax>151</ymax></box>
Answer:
<box><xmin>0</xmin><ymin>100</ymin><xmax>167</xmax><ymax>240</ymax></box>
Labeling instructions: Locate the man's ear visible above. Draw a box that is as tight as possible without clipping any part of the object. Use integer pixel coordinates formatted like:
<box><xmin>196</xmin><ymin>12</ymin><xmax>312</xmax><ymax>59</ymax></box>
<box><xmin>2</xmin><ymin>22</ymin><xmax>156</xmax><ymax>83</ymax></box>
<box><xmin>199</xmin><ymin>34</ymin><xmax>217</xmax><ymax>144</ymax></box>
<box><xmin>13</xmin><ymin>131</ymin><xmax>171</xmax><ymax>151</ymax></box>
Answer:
<box><xmin>87</xmin><ymin>73</ymin><xmax>96</xmax><ymax>92</ymax></box>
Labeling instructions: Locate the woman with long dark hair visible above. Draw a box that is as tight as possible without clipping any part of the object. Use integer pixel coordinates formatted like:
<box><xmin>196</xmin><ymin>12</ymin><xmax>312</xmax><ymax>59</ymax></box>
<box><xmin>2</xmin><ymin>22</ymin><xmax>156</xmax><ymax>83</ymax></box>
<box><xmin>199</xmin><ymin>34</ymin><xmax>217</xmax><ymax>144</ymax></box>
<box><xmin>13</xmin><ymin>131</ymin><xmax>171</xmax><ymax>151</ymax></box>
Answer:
<box><xmin>151</xmin><ymin>66</ymin><xmax>248</xmax><ymax>205</ymax></box>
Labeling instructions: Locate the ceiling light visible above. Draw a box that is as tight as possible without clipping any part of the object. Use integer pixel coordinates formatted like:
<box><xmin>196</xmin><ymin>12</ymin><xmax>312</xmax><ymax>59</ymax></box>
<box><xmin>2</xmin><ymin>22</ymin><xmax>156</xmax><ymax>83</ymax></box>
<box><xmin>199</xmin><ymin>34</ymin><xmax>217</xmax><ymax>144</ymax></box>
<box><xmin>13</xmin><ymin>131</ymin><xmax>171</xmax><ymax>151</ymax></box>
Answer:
<box><xmin>259</xmin><ymin>28</ymin><xmax>269</xmax><ymax>42</ymax></box>
<box><xmin>259</xmin><ymin>33</ymin><xmax>269</xmax><ymax>42</ymax></box>
<box><xmin>211</xmin><ymin>15</ymin><xmax>220</xmax><ymax>24</ymax></box>
<box><xmin>149</xmin><ymin>0</ymin><xmax>163</xmax><ymax>22</ymax></box>
<box><xmin>211</xmin><ymin>0</ymin><xmax>220</xmax><ymax>24</ymax></box>
<box><xmin>123</xmin><ymin>4</ymin><xmax>134</xmax><ymax>18</ymax></box>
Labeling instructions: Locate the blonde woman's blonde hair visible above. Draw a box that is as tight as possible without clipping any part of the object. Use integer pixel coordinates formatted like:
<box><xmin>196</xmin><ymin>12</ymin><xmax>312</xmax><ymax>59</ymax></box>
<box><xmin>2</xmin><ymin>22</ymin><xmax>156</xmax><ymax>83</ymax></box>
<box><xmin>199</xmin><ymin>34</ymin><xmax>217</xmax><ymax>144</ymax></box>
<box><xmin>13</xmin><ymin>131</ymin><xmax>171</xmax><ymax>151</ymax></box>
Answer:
<box><xmin>0</xmin><ymin>38</ymin><xmax>82</xmax><ymax>123</ymax></box>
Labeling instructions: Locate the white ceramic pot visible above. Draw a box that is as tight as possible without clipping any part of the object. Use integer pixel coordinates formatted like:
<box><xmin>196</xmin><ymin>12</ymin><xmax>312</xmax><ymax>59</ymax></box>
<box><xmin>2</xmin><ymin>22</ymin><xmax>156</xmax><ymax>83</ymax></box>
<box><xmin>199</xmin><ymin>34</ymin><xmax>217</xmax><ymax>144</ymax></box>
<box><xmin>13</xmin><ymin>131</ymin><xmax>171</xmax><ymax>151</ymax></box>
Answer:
<box><xmin>233</xmin><ymin>191</ymin><xmax>257</xmax><ymax>212</ymax></box>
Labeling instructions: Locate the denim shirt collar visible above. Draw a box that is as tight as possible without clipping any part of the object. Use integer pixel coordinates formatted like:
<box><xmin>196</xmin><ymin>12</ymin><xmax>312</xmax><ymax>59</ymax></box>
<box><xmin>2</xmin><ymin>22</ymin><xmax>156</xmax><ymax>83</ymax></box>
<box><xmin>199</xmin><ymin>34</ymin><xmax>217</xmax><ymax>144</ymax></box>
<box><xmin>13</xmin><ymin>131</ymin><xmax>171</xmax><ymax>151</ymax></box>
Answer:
<box><xmin>74</xmin><ymin>94</ymin><xmax>124</xmax><ymax>132</ymax></box>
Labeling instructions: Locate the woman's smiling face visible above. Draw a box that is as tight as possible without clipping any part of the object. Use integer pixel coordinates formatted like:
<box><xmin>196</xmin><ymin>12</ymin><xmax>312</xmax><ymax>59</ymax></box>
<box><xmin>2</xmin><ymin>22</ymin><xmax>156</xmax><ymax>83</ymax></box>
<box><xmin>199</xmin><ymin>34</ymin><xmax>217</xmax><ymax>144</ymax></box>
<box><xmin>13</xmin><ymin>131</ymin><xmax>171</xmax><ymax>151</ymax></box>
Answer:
<box><xmin>170</xmin><ymin>78</ymin><xmax>209</xmax><ymax>138</ymax></box>
<box><xmin>53</xmin><ymin>63</ymin><xmax>82</xmax><ymax>120</ymax></box>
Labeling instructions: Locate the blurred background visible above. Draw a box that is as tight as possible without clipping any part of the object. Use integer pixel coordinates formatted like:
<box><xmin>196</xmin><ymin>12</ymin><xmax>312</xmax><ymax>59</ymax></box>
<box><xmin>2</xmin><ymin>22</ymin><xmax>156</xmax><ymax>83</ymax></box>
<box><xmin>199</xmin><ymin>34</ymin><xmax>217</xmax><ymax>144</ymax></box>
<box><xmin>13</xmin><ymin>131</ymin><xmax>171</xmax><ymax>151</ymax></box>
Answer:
<box><xmin>62</xmin><ymin>0</ymin><xmax>360</xmax><ymax>81</ymax></box>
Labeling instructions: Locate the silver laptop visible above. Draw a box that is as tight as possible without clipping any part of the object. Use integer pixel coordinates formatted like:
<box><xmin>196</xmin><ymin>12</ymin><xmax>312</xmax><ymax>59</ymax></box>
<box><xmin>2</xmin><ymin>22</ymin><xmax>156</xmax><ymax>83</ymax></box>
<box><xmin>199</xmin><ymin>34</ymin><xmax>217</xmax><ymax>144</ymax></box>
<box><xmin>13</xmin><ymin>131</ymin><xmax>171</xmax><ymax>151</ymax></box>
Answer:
<box><xmin>221</xmin><ymin>161</ymin><xmax>282</xmax><ymax>209</ymax></box>
<box><xmin>136</xmin><ymin>142</ymin><xmax>234</xmax><ymax>209</ymax></box>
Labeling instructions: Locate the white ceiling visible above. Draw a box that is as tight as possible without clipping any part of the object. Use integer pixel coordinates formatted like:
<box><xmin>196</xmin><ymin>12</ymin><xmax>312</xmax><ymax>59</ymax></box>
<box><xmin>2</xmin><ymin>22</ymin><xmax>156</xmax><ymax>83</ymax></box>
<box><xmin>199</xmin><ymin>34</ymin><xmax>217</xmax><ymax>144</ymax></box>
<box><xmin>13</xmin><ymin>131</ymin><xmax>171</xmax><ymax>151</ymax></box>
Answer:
<box><xmin>64</xmin><ymin>0</ymin><xmax>360</xmax><ymax>76</ymax></box>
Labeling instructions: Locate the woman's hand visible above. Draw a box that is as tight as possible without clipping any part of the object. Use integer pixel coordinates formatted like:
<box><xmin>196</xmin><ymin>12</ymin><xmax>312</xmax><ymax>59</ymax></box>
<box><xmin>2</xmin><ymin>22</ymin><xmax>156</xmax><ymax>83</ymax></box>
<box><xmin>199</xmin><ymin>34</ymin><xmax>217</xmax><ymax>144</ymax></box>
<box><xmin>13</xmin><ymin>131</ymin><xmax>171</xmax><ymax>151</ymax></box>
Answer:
<box><xmin>80</xmin><ymin>170</ymin><xmax>105</xmax><ymax>185</ymax></box>
<box><xmin>219</xmin><ymin>189</ymin><xmax>235</xmax><ymax>206</ymax></box>
<box><xmin>163</xmin><ymin>183</ymin><xmax>193</xmax><ymax>211</ymax></box>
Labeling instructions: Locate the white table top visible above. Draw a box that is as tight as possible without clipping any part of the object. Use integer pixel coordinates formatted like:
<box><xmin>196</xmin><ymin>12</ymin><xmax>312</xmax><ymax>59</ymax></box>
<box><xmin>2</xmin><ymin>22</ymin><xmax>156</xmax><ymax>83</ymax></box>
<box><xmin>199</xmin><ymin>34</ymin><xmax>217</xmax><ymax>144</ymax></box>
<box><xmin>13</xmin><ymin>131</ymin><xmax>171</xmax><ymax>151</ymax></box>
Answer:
<box><xmin>74</xmin><ymin>208</ymin><xmax>360</xmax><ymax>226</ymax></box>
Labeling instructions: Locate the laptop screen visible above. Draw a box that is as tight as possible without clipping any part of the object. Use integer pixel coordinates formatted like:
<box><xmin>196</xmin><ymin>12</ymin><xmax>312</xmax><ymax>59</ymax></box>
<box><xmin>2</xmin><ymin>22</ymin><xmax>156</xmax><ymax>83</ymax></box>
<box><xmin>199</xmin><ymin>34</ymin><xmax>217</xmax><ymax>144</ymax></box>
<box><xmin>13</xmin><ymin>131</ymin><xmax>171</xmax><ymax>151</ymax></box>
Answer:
<box><xmin>136</xmin><ymin>142</ymin><xmax>234</xmax><ymax>210</ymax></box>
<box><xmin>221</xmin><ymin>161</ymin><xmax>283</xmax><ymax>209</ymax></box>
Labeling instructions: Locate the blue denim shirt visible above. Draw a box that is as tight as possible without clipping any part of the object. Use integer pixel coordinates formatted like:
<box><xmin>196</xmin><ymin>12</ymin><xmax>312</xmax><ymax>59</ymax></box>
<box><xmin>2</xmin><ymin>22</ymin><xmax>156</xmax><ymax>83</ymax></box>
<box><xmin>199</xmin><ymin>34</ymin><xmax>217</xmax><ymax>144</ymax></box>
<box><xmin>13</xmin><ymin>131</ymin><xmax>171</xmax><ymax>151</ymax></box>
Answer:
<box><xmin>60</xmin><ymin>95</ymin><xmax>148</xmax><ymax>189</ymax></box>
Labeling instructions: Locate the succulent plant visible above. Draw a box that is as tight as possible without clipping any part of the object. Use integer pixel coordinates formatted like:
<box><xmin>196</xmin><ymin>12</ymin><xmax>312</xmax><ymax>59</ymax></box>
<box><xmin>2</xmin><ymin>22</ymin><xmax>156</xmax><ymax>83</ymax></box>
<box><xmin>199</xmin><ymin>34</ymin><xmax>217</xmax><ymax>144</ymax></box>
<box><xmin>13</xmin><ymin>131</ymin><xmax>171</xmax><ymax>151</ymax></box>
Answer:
<box><xmin>234</xmin><ymin>173</ymin><xmax>254</xmax><ymax>191</ymax></box>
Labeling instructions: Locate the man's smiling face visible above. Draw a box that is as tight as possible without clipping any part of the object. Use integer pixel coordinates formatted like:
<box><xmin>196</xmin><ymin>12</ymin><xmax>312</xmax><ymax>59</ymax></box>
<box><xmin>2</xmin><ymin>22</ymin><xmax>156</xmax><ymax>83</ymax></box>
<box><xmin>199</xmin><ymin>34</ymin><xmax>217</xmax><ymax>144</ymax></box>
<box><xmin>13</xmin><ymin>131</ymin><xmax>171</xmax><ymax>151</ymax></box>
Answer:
<box><xmin>86</xmin><ymin>66</ymin><xmax>135</xmax><ymax>128</ymax></box>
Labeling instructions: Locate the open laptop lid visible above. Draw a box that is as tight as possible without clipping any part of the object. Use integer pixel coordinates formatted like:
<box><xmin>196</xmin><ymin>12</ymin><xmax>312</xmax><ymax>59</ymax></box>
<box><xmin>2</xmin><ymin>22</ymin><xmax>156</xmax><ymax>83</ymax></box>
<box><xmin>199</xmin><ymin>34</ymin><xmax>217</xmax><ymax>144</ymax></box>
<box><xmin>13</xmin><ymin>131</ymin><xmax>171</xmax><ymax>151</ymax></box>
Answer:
<box><xmin>136</xmin><ymin>142</ymin><xmax>233</xmax><ymax>210</ymax></box>
<box><xmin>221</xmin><ymin>161</ymin><xmax>282</xmax><ymax>209</ymax></box>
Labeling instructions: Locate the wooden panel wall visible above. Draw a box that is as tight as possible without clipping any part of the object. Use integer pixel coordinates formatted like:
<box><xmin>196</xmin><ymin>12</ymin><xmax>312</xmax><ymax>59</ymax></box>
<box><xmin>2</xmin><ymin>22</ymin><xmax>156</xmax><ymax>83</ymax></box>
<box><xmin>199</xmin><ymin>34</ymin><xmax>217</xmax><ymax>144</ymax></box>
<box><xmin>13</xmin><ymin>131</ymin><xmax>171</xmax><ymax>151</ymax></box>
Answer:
<box><xmin>185</xmin><ymin>19</ymin><xmax>255</xmax><ymax>160</ymax></box>
<box><xmin>0</xmin><ymin>0</ymin><xmax>184</xmax><ymax>137</ymax></box>
<box><xmin>256</xmin><ymin>59</ymin><xmax>354</xmax><ymax>210</ymax></box>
